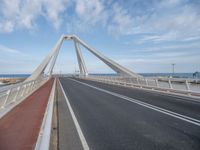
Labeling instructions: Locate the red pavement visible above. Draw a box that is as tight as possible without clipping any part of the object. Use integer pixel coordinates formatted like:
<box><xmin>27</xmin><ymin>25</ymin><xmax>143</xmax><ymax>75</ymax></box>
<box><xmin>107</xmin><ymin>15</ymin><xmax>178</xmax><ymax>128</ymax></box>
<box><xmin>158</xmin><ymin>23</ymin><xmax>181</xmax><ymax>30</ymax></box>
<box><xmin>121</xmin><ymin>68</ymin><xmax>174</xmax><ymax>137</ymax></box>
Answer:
<box><xmin>0</xmin><ymin>78</ymin><xmax>54</xmax><ymax>150</ymax></box>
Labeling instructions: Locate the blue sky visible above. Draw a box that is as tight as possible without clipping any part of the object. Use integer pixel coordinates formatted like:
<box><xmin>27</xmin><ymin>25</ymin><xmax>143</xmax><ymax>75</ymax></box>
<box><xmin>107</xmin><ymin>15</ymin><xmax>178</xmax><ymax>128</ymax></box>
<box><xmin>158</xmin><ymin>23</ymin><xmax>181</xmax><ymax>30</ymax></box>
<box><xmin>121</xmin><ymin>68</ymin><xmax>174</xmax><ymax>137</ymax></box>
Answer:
<box><xmin>0</xmin><ymin>0</ymin><xmax>200</xmax><ymax>74</ymax></box>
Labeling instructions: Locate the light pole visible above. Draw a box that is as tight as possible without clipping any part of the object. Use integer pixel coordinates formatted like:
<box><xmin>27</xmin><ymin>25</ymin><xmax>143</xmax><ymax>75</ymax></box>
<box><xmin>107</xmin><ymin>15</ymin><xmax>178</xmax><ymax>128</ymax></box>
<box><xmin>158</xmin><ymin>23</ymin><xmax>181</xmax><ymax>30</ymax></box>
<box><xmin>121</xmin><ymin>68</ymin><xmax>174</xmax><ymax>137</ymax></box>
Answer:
<box><xmin>172</xmin><ymin>63</ymin><xmax>175</xmax><ymax>76</ymax></box>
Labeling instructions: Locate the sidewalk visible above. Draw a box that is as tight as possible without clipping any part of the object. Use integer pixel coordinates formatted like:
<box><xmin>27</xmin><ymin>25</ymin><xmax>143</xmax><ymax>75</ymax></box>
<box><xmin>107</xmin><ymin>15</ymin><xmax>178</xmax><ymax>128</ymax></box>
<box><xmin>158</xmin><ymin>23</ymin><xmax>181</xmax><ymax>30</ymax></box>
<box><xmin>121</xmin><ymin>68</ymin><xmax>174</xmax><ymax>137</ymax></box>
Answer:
<box><xmin>0</xmin><ymin>78</ymin><xmax>54</xmax><ymax>150</ymax></box>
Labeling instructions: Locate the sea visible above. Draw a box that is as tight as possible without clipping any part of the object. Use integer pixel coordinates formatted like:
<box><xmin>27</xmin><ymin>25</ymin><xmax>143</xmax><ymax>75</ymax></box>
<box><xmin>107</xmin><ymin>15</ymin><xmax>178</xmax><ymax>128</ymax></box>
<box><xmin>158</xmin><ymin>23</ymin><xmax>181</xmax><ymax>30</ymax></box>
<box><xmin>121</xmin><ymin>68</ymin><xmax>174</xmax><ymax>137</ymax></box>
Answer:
<box><xmin>0</xmin><ymin>73</ymin><xmax>199</xmax><ymax>78</ymax></box>
<box><xmin>0</xmin><ymin>73</ymin><xmax>199</xmax><ymax>87</ymax></box>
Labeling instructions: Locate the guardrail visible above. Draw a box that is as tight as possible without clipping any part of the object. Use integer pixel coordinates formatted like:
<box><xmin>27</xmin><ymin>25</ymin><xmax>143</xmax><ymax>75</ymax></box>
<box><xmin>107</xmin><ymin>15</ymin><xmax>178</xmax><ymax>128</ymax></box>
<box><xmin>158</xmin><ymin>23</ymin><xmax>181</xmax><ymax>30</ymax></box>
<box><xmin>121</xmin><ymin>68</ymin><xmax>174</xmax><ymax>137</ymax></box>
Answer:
<box><xmin>35</xmin><ymin>78</ymin><xmax>56</xmax><ymax>150</ymax></box>
<box><xmin>0</xmin><ymin>77</ymin><xmax>49</xmax><ymax>111</ymax></box>
<box><xmin>77</xmin><ymin>75</ymin><xmax>200</xmax><ymax>98</ymax></box>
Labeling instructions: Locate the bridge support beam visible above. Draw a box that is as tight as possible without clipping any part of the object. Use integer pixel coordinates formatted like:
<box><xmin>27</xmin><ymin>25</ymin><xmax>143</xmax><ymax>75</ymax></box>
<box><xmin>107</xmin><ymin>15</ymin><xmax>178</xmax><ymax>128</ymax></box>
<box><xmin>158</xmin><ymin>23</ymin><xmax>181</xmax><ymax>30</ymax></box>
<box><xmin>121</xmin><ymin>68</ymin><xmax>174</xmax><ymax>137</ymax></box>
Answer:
<box><xmin>74</xmin><ymin>40</ymin><xmax>88</xmax><ymax>76</ymax></box>
<box><xmin>26</xmin><ymin>35</ymin><xmax>142</xmax><ymax>81</ymax></box>
<box><xmin>73</xmin><ymin>36</ymin><xmax>141</xmax><ymax>78</ymax></box>
<box><xmin>26</xmin><ymin>35</ymin><xmax>65</xmax><ymax>81</ymax></box>
<box><xmin>49</xmin><ymin>50</ymin><xmax>59</xmax><ymax>75</ymax></box>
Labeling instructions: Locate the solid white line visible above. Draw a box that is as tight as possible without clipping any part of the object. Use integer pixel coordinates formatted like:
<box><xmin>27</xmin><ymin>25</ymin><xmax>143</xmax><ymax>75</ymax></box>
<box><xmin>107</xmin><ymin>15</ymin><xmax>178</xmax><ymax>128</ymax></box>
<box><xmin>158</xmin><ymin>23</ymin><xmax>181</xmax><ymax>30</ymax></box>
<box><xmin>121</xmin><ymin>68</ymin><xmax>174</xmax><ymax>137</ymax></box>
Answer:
<box><xmin>86</xmin><ymin>78</ymin><xmax>200</xmax><ymax>103</ymax></box>
<box><xmin>70</xmin><ymin>78</ymin><xmax>200</xmax><ymax>127</ymax></box>
<box><xmin>58</xmin><ymin>79</ymin><xmax>90</xmax><ymax>150</ymax></box>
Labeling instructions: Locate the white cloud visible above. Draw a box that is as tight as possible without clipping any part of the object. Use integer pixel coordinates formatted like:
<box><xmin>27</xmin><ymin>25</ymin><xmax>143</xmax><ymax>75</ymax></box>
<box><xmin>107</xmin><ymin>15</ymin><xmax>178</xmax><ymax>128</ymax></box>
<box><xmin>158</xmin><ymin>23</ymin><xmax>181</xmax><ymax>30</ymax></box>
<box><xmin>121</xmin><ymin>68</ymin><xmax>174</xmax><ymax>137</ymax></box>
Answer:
<box><xmin>131</xmin><ymin>0</ymin><xmax>200</xmax><ymax>42</ymax></box>
<box><xmin>0</xmin><ymin>44</ymin><xmax>22</xmax><ymax>54</ymax></box>
<box><xmin>123</xmin><ymin>42</ymin><xmax>200</xmax><ymax>65</ymax></box>
<box><xmin>43</xmin><ymin>0</ymin><xmax>68</xmax><ymax>29</ymax></box>
<box><xmin>0</xmin><ymin>0</ymin><xmax>68</xmax><ymax>32</ymax></box>
<box><xmin>67</xmin><ymin>0</ymin><xmax>108</xmax><ymax>33</ymax></box>
<box><xmin>107</xmin><ymin>3</ymin><xmax>134</xmax><ymax>36</ymax></box>
<box><xmin>75</xmin><ymin>0</ymin><xmax>104</xmax><ymax>24</ymax></box>
<box><xmin>1</xmin><ymin>0</ymin><xmax>200</xmax><ymax>74</ymax></box>
<box><xmin>0</xmin><ymin>0</ymin><xmax>200</xmax><ymax>43</ymax></box>
<box><xmin>0</xmin><ymin>21</ymin><xmax>14</xmax><ymax>33</ymax></box>
<box><xmin>115</xmin><ymin>50</ymin><xmax>200</xmax><ymax>73</ymax></box>
<box><xmin>0</xmin><ymin>0</ymin><xmax>107</xmax><ymax>33</ymax></box>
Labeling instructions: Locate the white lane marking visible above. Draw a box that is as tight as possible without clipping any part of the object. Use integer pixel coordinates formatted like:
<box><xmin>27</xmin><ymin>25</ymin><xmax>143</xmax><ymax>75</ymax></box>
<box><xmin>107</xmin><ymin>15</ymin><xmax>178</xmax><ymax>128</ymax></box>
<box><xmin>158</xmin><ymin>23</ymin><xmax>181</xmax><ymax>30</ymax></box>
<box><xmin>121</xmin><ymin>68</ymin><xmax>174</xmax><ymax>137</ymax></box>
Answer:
<box><xmin>58</xmin><ymin>79</ymin><xmax>90</xmax><ymax>150</ymax></box>
<box><xmin>69</xmin><ymin>78</ymin><xmax>200</xmax><ymax>127</ymax></box>
<box><xmin>141</xmin><ymin>89</ymin><xmax>200</xmax><ymax>104</ymax></box>
<box><xmin>84</xmin><ymin>78</ymin><xmax>200</xmax><ymax>103</ymax></box>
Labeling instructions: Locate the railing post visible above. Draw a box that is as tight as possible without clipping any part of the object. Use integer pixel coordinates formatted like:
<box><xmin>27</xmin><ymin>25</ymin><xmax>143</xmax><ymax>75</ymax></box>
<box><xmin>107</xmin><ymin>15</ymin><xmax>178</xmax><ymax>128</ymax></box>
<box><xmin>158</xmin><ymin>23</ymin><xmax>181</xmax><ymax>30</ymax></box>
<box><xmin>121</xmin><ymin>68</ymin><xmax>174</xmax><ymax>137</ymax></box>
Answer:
<box><xmin>128</xmin><ymin>78</ymin><xmax>131</xmax><ymax>87</ymax></box>
<box><xmin>21</xmin><ymin>85</ymin><xmax>26</xmax><ymax>97</ymax></box>
<box><xmin>155</xmin><ymin>79</ymin><xmax>159</xmax><ymax>87</ymax></box>
<box><xmin>13</xmin><ymin>86</ymin><xmax>21</xmax><ymax>102</ymax></box>
<box><xmin>138</xmin><ymin>78</ymin><xmax>142</xmax><ymax>88</ymax></box>
<box><xmin>145</xmin><ymin>78</ymin><xmax>148</xmax><ymax>86</ymax></box>
<box><xmin>26</xmin><ymin>83</ymin><xmax>30</xmax><ymax>94</ymax></box>
<box><xmin>136</xmin><ymin>77</ymin><xmax>139</xmax><ymax>85</ymax></box>
<box><xmin>29</xmin><ymin>81</ymin><xmax>35</xmax><ymax>92</ymax></box>
<box><xmin>1</xmin><ymin>90</ymin><xmax>11</xmax><ymax>108</ymax></box>
<box><xmin>130</xmin><ymin>78</ymin><xmax>133</xmax><ymax>87</ymax></box>
<box><xmin>32</xmin><ymin>81</ymin><xmax>35</xmax><ymax>90</ymax></box>
<box><xmin>168</xmin><ymin>78</ymin><xmax>173</xmax><ymax>89</ymax></box>
<box><xmin>185</xmin><ymin>80</ymin><xmax>190</xmax><ymax>91</ymax></box>
<box><xmin>26</xmin><ymin>83</ymin><xmax>31</xmax><ymax>94</ymax></box>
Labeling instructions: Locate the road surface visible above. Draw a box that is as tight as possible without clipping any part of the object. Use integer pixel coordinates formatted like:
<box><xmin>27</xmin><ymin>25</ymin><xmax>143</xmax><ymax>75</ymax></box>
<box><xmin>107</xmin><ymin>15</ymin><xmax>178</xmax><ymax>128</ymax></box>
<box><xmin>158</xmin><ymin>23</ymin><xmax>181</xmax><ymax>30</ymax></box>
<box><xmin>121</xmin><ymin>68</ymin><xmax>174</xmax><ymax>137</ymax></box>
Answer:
<box><xmin>58</xmin><ymin>77</ymin><xmax>200</xmax><ymax>150</ymax></box>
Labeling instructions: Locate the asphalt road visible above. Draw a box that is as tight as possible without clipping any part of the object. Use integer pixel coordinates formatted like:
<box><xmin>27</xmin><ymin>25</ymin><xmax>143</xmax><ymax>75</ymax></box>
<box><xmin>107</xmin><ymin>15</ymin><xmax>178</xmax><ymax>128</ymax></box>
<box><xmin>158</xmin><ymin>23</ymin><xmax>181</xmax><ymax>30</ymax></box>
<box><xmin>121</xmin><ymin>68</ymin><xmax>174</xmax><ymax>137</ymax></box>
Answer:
<box><xmin>59</xmin><ymin>77</ymin><xmax>200</xmax><ymax>150</ymax></box>
<box><xmin>56</xmin><ymin>80</ymin><xmax>83</xmax><ymax>150</ymax></box>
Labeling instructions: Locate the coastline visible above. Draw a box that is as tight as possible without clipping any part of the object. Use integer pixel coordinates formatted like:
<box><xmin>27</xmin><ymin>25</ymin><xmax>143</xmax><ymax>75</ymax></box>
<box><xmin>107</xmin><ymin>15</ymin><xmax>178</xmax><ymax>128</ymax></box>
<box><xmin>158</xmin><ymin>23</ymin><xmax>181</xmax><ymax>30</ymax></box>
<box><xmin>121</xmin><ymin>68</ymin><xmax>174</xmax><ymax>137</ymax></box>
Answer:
<box><xmin>0</xmin><ymin>73</ymin><xmax>199</xmax><ymax>78</ymax></box>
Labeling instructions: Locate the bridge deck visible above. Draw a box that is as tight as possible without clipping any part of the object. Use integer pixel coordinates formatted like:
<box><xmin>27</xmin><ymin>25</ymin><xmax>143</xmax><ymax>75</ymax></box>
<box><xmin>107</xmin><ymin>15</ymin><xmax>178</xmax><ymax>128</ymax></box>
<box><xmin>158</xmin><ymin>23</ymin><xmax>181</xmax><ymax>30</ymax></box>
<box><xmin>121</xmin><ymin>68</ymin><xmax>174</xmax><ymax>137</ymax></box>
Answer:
<box><xmin>55</xmin><ymin>79</ymin><xmax>83</xmax><ymax>150</ymax></box>
<box><xmin>59</xmin><ymin>77</ymin><xmax>200</xmax><ymax>150</ymax></box>
<box><xmin>0</xmin><ymin>78</ymin><xmax>54</xmax><ymax>150</ymax></box>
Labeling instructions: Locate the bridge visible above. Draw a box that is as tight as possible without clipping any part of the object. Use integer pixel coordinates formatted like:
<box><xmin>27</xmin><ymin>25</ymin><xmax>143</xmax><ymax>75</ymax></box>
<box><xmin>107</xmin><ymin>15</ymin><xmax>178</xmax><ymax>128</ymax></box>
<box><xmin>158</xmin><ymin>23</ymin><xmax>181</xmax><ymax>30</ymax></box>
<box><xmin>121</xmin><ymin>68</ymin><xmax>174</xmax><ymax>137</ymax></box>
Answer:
<box><xmin>0</xmin><ymin>35</ymin><xmax>200</xmax><ymax>150</ymax></box>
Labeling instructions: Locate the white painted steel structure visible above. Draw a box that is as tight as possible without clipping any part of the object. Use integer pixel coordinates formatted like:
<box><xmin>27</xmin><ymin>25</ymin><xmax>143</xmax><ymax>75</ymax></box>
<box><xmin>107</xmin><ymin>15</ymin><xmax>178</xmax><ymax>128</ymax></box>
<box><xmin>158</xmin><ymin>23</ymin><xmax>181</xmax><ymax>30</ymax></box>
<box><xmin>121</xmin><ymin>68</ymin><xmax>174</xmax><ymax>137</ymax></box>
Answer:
<box><xmin>35</xmin><ymin>78</ymin><xmax>56</xmax><ymax>150</ymax></box>
<box><xmin>77</xmin><ymin>75</ymin><xmax>200</xmax><ymax>98</ymax></box>
<box><xmin>25</xmin><ymin>34</ymin><xmax>199</xmax><ymax>98</ymax></box>
<box><xmin>0</xmin><ymin>34</ymin><xmax>199</xmax><ymax>150</ymax></box>
<box><xmin>26</xmin><ymin>35</ymin><xmax>141</xmax><ymax>82</ymax></box>
<box><xmin>0</xmin><ymin>77</ymin><xmax>49</xmax><ymax>118</ymax></box>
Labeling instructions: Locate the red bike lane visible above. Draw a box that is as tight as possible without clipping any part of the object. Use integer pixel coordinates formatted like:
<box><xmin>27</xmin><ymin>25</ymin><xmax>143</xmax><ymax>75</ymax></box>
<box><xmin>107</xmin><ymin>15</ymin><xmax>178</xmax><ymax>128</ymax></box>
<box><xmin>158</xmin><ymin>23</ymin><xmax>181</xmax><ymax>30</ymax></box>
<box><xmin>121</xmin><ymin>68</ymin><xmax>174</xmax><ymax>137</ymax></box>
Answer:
<box><xmin>0</xmin><ymin>78</ymin><xmax>54</xmax><ymax>150</ymax></box>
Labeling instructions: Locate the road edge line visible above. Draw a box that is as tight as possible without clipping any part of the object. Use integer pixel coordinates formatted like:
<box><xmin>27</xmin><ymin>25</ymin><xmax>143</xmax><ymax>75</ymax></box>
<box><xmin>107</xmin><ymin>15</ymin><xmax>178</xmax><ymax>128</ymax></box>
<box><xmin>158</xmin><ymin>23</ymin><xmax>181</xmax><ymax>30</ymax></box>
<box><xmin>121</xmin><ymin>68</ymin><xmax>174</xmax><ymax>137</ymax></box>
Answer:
<box><xmin>58</xmin><ymin>78</ymin><xmax>90</xmax><ymax>150</ymax></box>
<box><xmin>70</xmin><ymin>78</ymin><xmax>200</xmax><ymax>127</ymax></box>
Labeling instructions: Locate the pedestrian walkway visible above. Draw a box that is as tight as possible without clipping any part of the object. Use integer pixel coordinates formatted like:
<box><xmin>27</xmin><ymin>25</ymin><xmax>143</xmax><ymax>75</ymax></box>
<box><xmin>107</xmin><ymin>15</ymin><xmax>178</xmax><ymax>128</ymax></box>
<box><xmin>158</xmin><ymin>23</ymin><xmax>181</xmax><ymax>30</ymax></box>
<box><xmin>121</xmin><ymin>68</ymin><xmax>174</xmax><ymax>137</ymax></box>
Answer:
<box><xmin>0</xmin><ymin>78</ymin><xmax>54</xmax><ymax>150</ymax></box>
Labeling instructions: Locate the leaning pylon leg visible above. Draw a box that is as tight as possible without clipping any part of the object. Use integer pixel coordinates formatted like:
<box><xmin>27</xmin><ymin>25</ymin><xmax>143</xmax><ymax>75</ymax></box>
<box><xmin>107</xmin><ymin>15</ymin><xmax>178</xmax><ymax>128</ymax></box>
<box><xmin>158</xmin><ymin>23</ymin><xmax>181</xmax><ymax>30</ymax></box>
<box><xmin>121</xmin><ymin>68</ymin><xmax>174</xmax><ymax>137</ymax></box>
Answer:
<box><xmin>74</xmin><ymin>40</ymin><xmax>88</xmax><ymax>76</ymax></box>
<box><xmin>73</xmin><ymin>36</ymin><xmax>141</xmax><ymax>78</ymax></box>
<box><xmin>26</xmin><ymin>34</ymin><xmax>141</xmax><ymax>82</ymax></box>
<box><xmin>26</xmin><ymin>35</ymin><xmax>65</xmax><ymax>81</ymax></box>
<box><xmin>48</xmin><ymin>49</ymin><xmax>60</xmax><ymax>75</ymax></box>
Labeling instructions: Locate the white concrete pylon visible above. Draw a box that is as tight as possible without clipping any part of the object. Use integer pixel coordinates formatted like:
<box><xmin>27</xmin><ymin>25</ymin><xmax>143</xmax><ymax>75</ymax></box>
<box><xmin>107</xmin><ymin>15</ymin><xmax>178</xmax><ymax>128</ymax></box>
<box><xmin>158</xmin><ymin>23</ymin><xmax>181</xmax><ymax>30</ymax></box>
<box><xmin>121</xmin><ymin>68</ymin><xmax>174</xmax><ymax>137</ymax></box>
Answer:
<box><xmin>48</xmin><ymin>49</ymin><xmax>59</xmax><ymax>75</ymax></box>
<box><xmin>73</xmin><ymin>36</ymin><xmax>141</xmax><ymax>78</ymax></box>
<box><xmin>73</xmin><ymin>39</ymin><xmax>88</xmax><ymax>76</ymax></box>
<box><xmin>26</xmin><ymin>34</ymin><xmax>142</xmax><ymax>82</ymax></box>
<box><xmin>25</xmin><ymin>35</ymin><xmax>65</xmax><ymax>81</ymax></box>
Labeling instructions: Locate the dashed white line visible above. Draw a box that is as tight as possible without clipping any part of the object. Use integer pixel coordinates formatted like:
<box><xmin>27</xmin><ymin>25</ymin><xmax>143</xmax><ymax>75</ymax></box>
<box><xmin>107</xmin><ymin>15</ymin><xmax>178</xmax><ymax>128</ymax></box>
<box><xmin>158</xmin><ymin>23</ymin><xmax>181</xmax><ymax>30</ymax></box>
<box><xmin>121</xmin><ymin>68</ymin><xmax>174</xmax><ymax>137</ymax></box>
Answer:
<box><xmin>58</xmin><ymin>79</ymin><xmax>90</xmax><ymax>150</ymax></box>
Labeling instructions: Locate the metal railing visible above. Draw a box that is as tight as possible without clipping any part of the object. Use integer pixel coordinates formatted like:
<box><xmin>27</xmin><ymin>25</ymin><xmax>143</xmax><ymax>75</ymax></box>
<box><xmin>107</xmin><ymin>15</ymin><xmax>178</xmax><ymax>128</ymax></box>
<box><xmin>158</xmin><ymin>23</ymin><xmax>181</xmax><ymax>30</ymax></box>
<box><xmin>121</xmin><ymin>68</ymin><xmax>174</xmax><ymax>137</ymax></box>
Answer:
<box><xmin>0</xmin><ymin>77</ymin><xmax>49</xmax><ymax>111</ymax></box>
<box><xmin>35</xmin><ymin>78</ymin><xmax>56</xmax><ymax>150</ymax></box>
<box><xmin>78</xmin><ymin>75</ymin><xmax>200</xmax><ymax>97</ymax></box>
